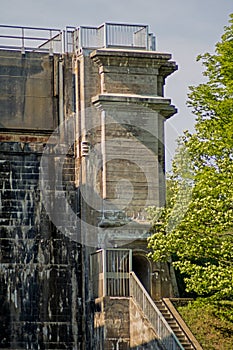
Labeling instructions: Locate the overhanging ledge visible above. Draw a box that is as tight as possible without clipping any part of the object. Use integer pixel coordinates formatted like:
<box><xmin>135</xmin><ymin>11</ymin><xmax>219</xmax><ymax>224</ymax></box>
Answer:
<box><xmin>92</xmin><ymin>93</ymin><xmax>177</xmax><ymax>118</ymax></box>
<box><xmin>90</xmin><ymin>48</ymin><xmax>178</xmax><ymax>78</ymax></box>
<box><xmin>90</xmin><ymin>48</ymin><xmax>173</xmax><ymax>60</ymax></box>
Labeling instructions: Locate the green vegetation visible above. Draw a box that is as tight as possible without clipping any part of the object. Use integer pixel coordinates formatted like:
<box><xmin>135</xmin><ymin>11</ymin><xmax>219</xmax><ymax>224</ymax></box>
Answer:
<box><xmin>148</xmin><ymin>14</ymin><xmax>233</xmax><ymax>300</ymax></box>
<box><xmin>176</xmin><ymin>299</ymin><xmax>233</xmax><ymax>350</ymax></box>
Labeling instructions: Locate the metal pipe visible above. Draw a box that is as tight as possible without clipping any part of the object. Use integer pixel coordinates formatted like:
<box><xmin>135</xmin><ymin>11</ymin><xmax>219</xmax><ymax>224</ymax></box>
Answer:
<box><xmin>58</xmin><ymin>57</ymin><xmax>64</xmax><ymax>137</ymax></box>
<box><xmin>0</xmin><ymin>24</ymin><xmax>60</xmax><ymax>31</ymax></box>
<box><xmin>103</xmin><ymin>249</ymin><xmax>106</xmax><ymax>297</ymax></box>
<box><xmin>101</xmin><ymin>110</ymin><xmax>107</xmax><ymax>200</ymax></box>
<box><xmin>21</xmin><ymin>28</ymin><xmax>25</xmax><ymax>54</ymax></box>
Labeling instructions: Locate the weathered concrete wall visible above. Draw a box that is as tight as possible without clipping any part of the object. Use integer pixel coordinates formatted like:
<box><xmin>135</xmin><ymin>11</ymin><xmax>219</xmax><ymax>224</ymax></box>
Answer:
<box><xmin>0</xmin><ymin>51</ymin><xmax>58</xmax><ymax>131</ymax></box>
<box><xmin>89</xmin><ymin>49</ymin><xmax>177</xmax><ymax>218</ymax></box>
<box><xmin>95</xmin><ymin>101</ymin><xmax>163</xmax><ymax>217</ymax></box>
<box><xmin>0</xmin><ymin>139</ymin><xmax>83</xmax><ymax>349</ymax></box>
<box><xmin>0</xmin><ymin>47</ymin><xmax>83</xmax><ymax>349</ymax></box>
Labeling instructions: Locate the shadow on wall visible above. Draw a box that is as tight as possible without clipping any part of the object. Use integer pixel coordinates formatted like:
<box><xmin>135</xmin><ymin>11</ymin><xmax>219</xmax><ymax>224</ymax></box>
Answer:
<box><xmin>94</xmin><ymin>324</ymin><xmax>163</xmax><ymax>350</ymax></box>
<box><xmin>131</xmin><ymin>339</ymin><xmax>164</xmax><ymax>350</ymax></box>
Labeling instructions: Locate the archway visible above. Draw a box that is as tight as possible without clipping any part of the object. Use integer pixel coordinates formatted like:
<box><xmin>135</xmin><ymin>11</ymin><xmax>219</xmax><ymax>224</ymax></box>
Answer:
<box><xmin>132</xmin><ymin>254</ymin><xmax>151</xmax><ymax>293</ymax></box>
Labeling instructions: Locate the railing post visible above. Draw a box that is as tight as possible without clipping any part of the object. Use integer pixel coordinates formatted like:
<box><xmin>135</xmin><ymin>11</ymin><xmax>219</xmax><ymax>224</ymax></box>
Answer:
<box><xmin>129</xmin><ymin>249</ymin><xmax>132</xmax><ymax>272</ymax></box>
<box><xmin>104</xmin><ymin>23</ymin><xmax>108</xmax><ymax>48</ymax></box>
<box><xmin>146</xmin><ymin>25</ymin><xmax>149</xmax><ymax>50</ymax></box>
<box><xmin>142</xmin><ymin>290</ymin><xmax>145</xmax><ymax>313</ymax></box>
<box><xmin>62</xmin><ymin>30</ymin><xmax>66</xmax><ymax>54</ymax></box>
<box><xmin>49</xmin><ymin>29</ymin><xmax>53</xmax><ymax>56</ymax></box>
<box><xmin>21</xmin><ymin>27</ymin><xmax>25</xmax><ymax>55</ymax></box>
<box><xmin>103</xmin><ymin>249</ymin><xmax>106</xmax><ymax>297</ymax></box>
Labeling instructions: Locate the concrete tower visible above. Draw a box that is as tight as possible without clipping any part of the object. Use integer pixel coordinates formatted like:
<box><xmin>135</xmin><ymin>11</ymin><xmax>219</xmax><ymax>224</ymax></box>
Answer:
<box><xmin>73</xmin><ymin>23</ymin><xmax>178</xmax><ymax>349</ymax></box>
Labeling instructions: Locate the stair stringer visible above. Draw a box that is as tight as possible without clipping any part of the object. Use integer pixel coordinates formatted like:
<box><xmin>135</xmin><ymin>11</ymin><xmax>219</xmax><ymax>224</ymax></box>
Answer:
<box><xmin>162</xmin><ymin>299</ymin><xmax>203</xmax><ymax>350</ymax></box>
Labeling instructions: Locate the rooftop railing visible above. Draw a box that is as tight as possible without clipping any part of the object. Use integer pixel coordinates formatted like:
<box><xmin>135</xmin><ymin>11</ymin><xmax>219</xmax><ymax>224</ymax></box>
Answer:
<box><xmin>76</xmin><ymin>23</ymin><xmax>156</xmax><ymax>51</ymax></box>
<box><xmin>0</xmin><ymin>22</ymin><xmax>156</xmax><ymax>54</ymax></box>
<box><xmin>0</xmin><ymin>24</ymin><xmax>62</xmax><ymax>54</ymax></box>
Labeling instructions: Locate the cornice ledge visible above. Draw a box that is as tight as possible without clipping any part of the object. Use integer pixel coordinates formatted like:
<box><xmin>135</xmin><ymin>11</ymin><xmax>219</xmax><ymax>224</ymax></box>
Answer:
<box><xmin>92</xmin><ymin>93</ymin><xmax>177</xmax><ymax>118</ymax></box>
<box><xmin>90</xmin><ymin>48</ymin><xmax>172</xmax><ymax>61</ymax></box>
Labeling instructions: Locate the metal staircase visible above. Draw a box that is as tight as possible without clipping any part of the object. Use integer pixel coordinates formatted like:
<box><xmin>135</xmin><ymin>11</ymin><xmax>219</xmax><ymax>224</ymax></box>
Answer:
<box><xmin>91</xmin><ymin>250</ymin><xmax>202</xmax><ymax>349</ymax></box>
<box><xmin>130</xmin><ymin>272</ymin><xmax>201</xmax><ymax>350</ymax></box>
<box><xmin>154</xmin><ymin>300</ymin><xmax>195</xmax><ymax>350</ymax></box>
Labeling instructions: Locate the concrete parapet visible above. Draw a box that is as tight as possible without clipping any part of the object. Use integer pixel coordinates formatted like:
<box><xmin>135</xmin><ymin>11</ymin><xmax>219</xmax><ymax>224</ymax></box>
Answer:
<box><xmin>0</xmin><ymin>50</ymin><xmax>58</xmax><ymax>131</ymax></box>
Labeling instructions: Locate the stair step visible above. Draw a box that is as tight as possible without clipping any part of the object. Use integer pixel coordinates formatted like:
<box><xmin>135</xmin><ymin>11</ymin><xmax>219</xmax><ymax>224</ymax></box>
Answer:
<box><xmin>182</xmin><ymin>345</ymin><xmax>193</xmax><ymax>349</ymax></box>
<box><xmin>181</xmin><ymin>344</ymin><xmax>191</xmax><ymax>347</ymax></box>
<box><xmin>177</xmin><ymin>336</ymin><xmax>187</xmax><ymax>341</ymax></box>
<box><xmin>170</xmin><ymin>326</ymin><xmax>181</xmax><ymax>331</ymax></box>
<box><xmin>167</xmin><ymin>320</ymin><xmax>177</xmax><ymax>325</ymax></box>
<box><xmin>156</xmin><ymin>305</ymin><xmax>167</xmax><ymax>310</ymax></box>
<box><xmin>163</xmin><ymin>314</ymin><xmax>174</xmax><ymax>320</ymax></box>
<box><xmin>168</xmin><ymin>322</ymin><xmax>178</xmax><ymax>327</ymax></box>
<box><xmin>171</xmin><ymin>329</ymin><xmax>188</xmax><ymax>340</ymax></box>
<box><xmin>177</xmin><ymin>336</ymin><xmax>187</xmax><ymax>342</ymax></box>
<box><xmin>156</xmin><ymin>304</ymin><xmax>166</xmax><ymax>308</ymax></box>
<box><xmin>168</xmin><ymin>323</ymin><xmax>180</xmax><ymax>329</ymax></box>
<box><xmin>166</xmin><ymin>319</ymin><xmax>175</xmax><ymax>324</ymax></box>
<box><xmin>157</xmin><ymin>307</ymin><xmax>168</xmax><ymax>313</ymax></box>
<box><xmin>163</xmin><ymin>316</ymin><xmax>174</xmax><ymax>321</ymax></box>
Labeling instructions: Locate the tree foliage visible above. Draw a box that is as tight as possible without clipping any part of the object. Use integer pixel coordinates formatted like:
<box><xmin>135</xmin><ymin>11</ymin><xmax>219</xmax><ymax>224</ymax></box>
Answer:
<box><xmin>148</xmin><ymin>14</ymin><xmax>233</xmax><ymax>300</ymax></box>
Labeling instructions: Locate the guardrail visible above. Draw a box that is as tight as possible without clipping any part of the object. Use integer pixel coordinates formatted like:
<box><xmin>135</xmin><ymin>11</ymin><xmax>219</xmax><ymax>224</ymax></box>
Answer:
<box><xmin>0</xmin><ymin>23</ymin><xmax>156</xmax><ymax>54</ymax></box>
<box><xmin>130</xmin><ymin>271</ymin><xmax>184</xmax><ymax>350</ymax></box>
<box><xmin>76</xmin><ymin>23</ymin><xmax>156</xmax><ymax>51</ymax></box>
<box><xmin>91</xmin><ymin>249</ymin><xmax>132</xmax><ymax>298</ymax></box>
<box><xmin>0</xmin><ymin>24</ymin><xmax>62</xmax><ymax>54</ymax></box>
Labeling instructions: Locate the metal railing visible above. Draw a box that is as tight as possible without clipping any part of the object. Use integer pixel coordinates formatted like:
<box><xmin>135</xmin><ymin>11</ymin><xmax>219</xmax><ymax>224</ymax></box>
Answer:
<box><xmin>76</xmin><ymin>23</ymin><xmax>156</xmax><ymax>51</ymax></box>
<box><xmin>91</xmin><ymin>250</ymin><xmax>184</xmax><ymax>348</ymax></box>
<box><xmin>0</xmin><ymin>24</ymin><xmax>62</xmax><ymax>54</ymax></box>
<box><xmin>130</xmin><ymin>272</ymin><xmax>184</xmax><ymax>350</ymax></box>
<box><xmin>0</xmin><ymin>23</ymin><xmax>156</xmax><ymax>54</ymax></box>
<box><xmin>65</xmin><ymin>26</ymin><xmax>77</xmax><ymax>53</ymax></box>
<box><xmin>91</xmin><ymin>249</ymin><xmax>132</xmax><ymax>298</ymax></box>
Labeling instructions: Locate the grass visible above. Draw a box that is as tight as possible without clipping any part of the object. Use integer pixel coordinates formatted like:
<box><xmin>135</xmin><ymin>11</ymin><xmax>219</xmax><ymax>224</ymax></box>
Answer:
<box><xmin>176</xmin><ymin>299</ymin><xmax>233</xmax><ymax>350</ymax></box>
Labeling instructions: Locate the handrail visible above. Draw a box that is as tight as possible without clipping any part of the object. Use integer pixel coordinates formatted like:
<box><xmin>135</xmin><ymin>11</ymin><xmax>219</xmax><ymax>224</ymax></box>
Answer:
<box><xmin>0</xmin><ymin>24</ymin><xmax>62</xmax><ymax>54</ymax></box>
<box><xmin>91</xmin><ymin>249</ymin><xmax>132</xmax><ymax>298</ymax></box>
<box><xmin>76</xmin><ymin>23</ymin><xmax>156</xmax><ymax>51</ymax></box>
<box><xmin>0</xmin><ymin>24</ymin><xmax>60</xmax><ymax>31</ymax></box>
<box><xmin>130</xmin><ymin>271</ymin><xmax>184</xmax><ymax>350</ymax></box>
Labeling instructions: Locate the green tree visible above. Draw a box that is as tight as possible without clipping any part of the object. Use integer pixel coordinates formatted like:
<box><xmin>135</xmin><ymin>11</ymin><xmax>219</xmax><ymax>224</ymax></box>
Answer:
<box><xmin>148</xmin><ymin>14</ymin><xmax>233</xmax><ymax>300</ymax></box>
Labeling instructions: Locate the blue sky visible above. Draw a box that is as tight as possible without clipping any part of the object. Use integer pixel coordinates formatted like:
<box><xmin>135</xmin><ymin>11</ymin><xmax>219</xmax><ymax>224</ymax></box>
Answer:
<box><xmin>0</xmin><ymin>0</ymin><xmax>232</xmax><ymax>169</ymax></box>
